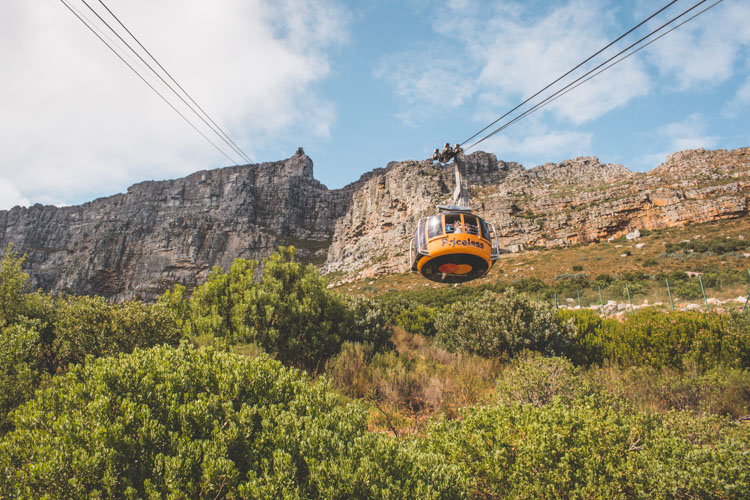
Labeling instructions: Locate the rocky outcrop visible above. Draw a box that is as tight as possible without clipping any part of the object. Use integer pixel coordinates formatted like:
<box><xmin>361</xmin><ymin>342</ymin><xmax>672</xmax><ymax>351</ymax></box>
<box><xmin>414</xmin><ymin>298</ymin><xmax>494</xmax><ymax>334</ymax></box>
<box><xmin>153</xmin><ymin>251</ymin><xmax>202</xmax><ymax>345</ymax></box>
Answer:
<box><xmin>0</xmin><ymin>149</ymin><xmax>354</xmax><ymax>300</ymax></box>
<box><xmin>323</xmin><ymin>148</ymin><xmax>749</xmax><ymax>280</ymax></box>
<box><xmin>1</xmin><ymin>147</ymin><xmax>748</xmax><ymax>299</ymax></box>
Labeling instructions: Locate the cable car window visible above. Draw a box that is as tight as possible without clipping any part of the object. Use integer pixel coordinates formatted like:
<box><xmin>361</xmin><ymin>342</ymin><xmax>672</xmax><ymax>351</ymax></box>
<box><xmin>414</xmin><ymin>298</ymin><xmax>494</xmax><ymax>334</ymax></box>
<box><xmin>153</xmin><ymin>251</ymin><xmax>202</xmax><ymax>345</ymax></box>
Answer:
<box><xmin>427</xmin><ymin>215</ymin><xmax>444</xmax><ymax>239</ymax></box>
<box><xmin>418</xmin><ymin>219</ymin><xmax>427</xmax><ymax>250</ymax></box>
<box><xmin>463</xmin><ymin>215</ymin><xmax>479</xmax><ymax>236</ymax></box>
<box><xmin>479</xmin><ymin>218</ymin><xmax>490</xmax><ymax>241</ymax></box>
<box><xmin>444</xmin><ymin>213</ymin><xmax>463</xmax><ymax>233</ymax></box>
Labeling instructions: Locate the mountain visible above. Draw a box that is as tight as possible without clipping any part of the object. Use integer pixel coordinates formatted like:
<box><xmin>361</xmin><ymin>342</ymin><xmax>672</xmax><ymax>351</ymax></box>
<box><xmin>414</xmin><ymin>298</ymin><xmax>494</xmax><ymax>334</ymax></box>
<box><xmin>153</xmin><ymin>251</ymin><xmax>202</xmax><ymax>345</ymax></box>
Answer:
<box><xmin>1</xmin><ymin>147</ymin><xmax>748</xmax><ymax>300</ymax></box>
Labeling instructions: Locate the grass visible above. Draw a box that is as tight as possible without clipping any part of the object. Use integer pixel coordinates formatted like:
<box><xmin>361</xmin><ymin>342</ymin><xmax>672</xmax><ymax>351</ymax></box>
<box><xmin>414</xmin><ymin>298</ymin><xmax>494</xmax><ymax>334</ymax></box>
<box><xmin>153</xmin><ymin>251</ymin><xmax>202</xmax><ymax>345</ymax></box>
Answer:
<box><xmin>330</xmin><ymin>217</ymin><xmax>750</xmax><ymax>311</ymax></box>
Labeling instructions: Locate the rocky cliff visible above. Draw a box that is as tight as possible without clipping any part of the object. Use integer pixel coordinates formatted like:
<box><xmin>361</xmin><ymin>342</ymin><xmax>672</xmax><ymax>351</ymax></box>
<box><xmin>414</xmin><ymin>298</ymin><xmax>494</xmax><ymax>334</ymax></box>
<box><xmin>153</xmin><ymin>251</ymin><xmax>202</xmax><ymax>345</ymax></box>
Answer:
<box><xmin>0</xmin><ymin>149</ymin><xmax>354</xmax><ymax>300</ymax></box>
<box><xmin>1</xmin><ymin>147</ymin><xmax>748</xmax><ymax>299</ymax></box>
<box><xmin>323</xmin><ymin>147</ymin><xmax>749</xmax><ymax>281</ymax></box>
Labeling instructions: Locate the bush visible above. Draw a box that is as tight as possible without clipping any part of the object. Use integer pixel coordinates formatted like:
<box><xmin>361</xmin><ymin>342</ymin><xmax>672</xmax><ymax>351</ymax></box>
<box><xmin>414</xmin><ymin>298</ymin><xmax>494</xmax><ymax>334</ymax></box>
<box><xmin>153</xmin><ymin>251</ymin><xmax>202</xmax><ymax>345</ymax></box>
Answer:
<box><xmin>422</xmin><ymin>400</ymin><xmax>750</xmax><ymax>498</ymax></box>
<box><xmin>0</xmin><ymin>246</ymin><xmax>31</xmax><ymax>329</ymax></box>
<box><xmin>0</xmin><ymin>343</ymin><xmax>467</xmax><ymax>498</ymax></box>
<box><xmin>181</xmin><ymin>248</ymin><xmax>392</xmax><ymax>371</ymax></box>
<box><xmin>52</xmin><ymin>295</ymin><xmax>183</xmax><ymax>369</ymax></box>
<box><xmin>495</xmin><ymin>354</ymin><xmax>596</xmax><ymax>407</ymax></box>
<box><xmin>435</xmin><ymin>289</ymin><xmax>572</xmax><ymax>359</ymax></box>
<box><xmin>557</xmin><ymin>309</ymin><xmax>621</xmax><ymax>366</ymax></box>
<box><xmin>0</xmin><ymin>319</ymin><xmax>46</xmax><ymax>434</ymax></box>
<box><xmin>673</xmin><ymin>279</ymin><xmax>704</xmax><ymax>300</ymax></box>
<box><xmin>552</xmin><ymin>273</ymin><xmax>589</xmax><ymax>295</ymax></box>
<box><xmin>396</xmin><ymin>305</ymin><xmax>438</xmax><ymax>337</ymax></box>
<box><xmin>607</xmin><ymin>310</ymin><xmax>740</xmax><ymax>371</ymax></box>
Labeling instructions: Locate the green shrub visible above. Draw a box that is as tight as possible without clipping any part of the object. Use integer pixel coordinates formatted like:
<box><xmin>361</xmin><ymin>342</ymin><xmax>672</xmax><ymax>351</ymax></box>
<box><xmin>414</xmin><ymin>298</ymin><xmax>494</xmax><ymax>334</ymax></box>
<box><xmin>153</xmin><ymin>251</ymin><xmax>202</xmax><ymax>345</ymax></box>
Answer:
<box><xmin>666</xmin><ymin>238</ymin><xmax>749</xmax><ymax>255</ymax></box>
<box><xmin>607</xmin><ymin>310</ymin><xmax>737</xmax><ymax>371</ymax></box>
<box><xmin>52</xmin><ymin>295</ymin><xmax>182</xmax><ymax>369</ymax></box>
<box><xmin>552</xmin><ymin>273</ymin><xmax>589</xmax><ymax>295</ymax></box>
<box><xmin>509</xmin><ymin>277</ymin><xmax>550</xmax><ymax>295</ymax></box>
<box><xmin>0</xmin><ymin>343</ymin><xmax>467</xmax><ymax>498</ymax></box>
<box><xmin>181</xmin><ymin>248</ymin><xmax>392</xmax><ymax>371</ymax></box>
<box><xmin>0</xmin><ymin>319</ymin><xmax>46</xmax><ymax>434</ymax></box>
<box><xmin>435</xmin><ymin>289</ymin><xmax>572</xmax><ymax>359</ymax></box>
<box><xmin>673</xmin><ymin>279</ymin><xmax>704</xmax><ymax>300</ymax></box>
<box><xmin>495</xmin><ymin>354</ymin><xmax>596</xmax><ymax>407</ymax></box>
<box><xmin>396</xmin><ymin>305</ymin><xmax>438</xmax><ymax>337</ymax></box>
<box><xmin>422</xmin><ymin>400</ymin><xmax>750</xmax><ymax>498</ymax></box>
<box><xmin>557</xmin><ymin>309</ymin><xmax>621</xmax><ymax>366</ymax></box>
<box><xmin>0</xmin><ymin>246</ymin><xmax>31</xmax><ymax>329</ymax></box>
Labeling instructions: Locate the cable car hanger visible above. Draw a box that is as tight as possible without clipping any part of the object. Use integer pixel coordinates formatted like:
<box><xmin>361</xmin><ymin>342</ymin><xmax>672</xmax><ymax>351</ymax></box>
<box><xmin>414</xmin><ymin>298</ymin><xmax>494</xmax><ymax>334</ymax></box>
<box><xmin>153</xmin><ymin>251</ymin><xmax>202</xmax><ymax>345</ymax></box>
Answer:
<box><xmin>409</xmin><ymin>144</ymin><xmax>500</xmax><ymax>283</ymax></box>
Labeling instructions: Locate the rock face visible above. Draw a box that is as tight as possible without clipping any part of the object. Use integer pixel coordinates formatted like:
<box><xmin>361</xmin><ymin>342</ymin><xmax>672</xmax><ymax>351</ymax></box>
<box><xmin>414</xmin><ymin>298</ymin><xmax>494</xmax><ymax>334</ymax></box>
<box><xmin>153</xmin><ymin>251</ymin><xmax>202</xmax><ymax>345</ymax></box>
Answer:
<box><xmin>0</xmin><ymin>150</ymin><xmax>354</xmax><ymax>300</ymax></box>
<box><xmin>1</xmin><ymin>147</ymin><xmax>748</xmax><ymax>299</ymax></box>
<box><xmin>323</xmin><ymin>147</ymin><xmax>749</xmax><ymax>280</ymax></box>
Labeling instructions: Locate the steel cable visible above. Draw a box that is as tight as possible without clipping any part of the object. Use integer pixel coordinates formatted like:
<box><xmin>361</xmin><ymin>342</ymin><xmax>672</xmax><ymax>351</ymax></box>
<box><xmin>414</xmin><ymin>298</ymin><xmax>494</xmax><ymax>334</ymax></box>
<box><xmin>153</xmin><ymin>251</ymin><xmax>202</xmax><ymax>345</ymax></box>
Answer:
<box><xmin>465</xmin><ymin>0</ymin><xmax>715</xmax><ymax>152</ymax></box>
<box><xmin>59</xmin><ymin>0</ymin><xmax>240</xmax><ymax>165</ymax></box>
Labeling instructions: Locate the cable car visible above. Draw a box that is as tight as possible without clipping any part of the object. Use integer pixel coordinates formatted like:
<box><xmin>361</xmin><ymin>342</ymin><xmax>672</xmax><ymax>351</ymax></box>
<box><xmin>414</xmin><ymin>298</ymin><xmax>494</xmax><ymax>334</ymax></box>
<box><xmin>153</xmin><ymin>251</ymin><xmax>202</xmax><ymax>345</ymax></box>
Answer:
<box><xmin>409</xmin><ymin>144</ymin><xmax>500</xmax><ymax>283</ymax></box>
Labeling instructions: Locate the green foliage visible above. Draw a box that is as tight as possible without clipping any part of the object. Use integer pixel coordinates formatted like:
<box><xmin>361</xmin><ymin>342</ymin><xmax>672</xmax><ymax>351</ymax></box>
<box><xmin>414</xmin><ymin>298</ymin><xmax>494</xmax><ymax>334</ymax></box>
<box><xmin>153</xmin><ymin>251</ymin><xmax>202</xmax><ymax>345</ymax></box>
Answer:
<box><xmin>559</xmin><ymin>309</ymin><xmax>750</xmax><ymax>372</ymax></box>
<box><xmin>673</xmin><ymin>279</ymin><xmax>704</xmax><ymax>299</ymax></box>
<box><xmin>608</xmin><ymin>310</ymin><xmax>728</xmax><ymax>371</ymax></box>
<box><xmin>495</xmin><ymin>354</ymin><xmax>596</xmax><ymax>407</ymax></box>
<box><xmin>0</xmin><ymin>319</ymin><xmax>46</xmax><ymax>434</ymax></box>
<box><xmin>557</xmin><ymin>309</ymin><xmax>619</xmax><ymax>366</ymax></box>
<box><xmin>52</xmin><ymin>295</ymin><xmax>183</xmax><ymax>369</ymax></box>
<box><xmin>435</xmin><ymin>289</ymin><xmax>571</xmax><ymax>359</ymax></box>
<box><xmin>376</xmin><ymin>282</ymin><xmax>508</xmax><ymax>314</ymax></box>
<box><xmin>396</xmin><ymin>304</ymin><xmax>438</xmax><ymax>337</ymax></box>
<box><xmin>422</xmin><ymin>399</ymin><xmax>750</xmax><ymax>498</ymax></box>
<box><xmin>180</xmin><ymin>248</ymin><xmax>392</xmax><ymax>371</ymax></box>
<box><xmin>0</xmin><ymin>245</ymin><xmax>30</xmax><ymax>329</ymax></box>
<box><xmin>666</xmin><ymin>238</ymin><xmax>749</xmax><ymax>255</ymax></box>
<box><xmin>510</xmin><ymin>276</ymin><xmax>549</xmax><ymax>295</ymax></box>
<box><xmin>0</xmin><ymin>343</ymin><xmax>467</xmax><ymax>498</ymax></box>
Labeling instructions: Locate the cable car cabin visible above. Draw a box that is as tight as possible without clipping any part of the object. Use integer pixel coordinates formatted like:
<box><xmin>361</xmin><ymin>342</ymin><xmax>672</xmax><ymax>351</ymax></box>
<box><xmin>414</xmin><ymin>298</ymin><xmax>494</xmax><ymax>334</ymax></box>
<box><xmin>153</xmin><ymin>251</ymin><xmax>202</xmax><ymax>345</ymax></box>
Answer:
<box><xmin>410</xmin><ymin>209</ymin><xmax>500</xmax><ymax>283</ymax></box>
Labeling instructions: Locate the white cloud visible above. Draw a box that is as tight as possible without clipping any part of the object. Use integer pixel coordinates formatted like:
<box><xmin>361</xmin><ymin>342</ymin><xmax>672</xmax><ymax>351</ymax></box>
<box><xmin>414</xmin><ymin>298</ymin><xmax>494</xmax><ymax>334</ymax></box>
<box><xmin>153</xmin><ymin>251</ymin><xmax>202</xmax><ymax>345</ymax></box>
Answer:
<box><xmin>376</xmin><ymin>0</ymin><xmax>651</xmax><ymax>127</ymax></box>
<box><xmin>659</xmin><ymin>113</ymin><xmax>718</xmax><ymax>151</ymax></box>
<box><xmin>644</xmin><ymin>1</ymin><xmax>750</xmax><ymax>90</ymax></box>
<box><xmin>0</xmin><ymin>178</ymin><xmax>30</xmax><ymax>210</ymax></box>
<box><xmin>633</xmin><ymin>114</ymin><xmax>720</xmax><ymax>172</ymax></box>
<box><xmin>373</xmin><ymin>42</ymin><xmax>476</xmax><ymax>124</ymax></box>
<box><xmin>0</xmin><ymin>0</ymin><xmax>349</xmax><ymax>206</ymax></box>
<box><xmin>723</xmin><ymin>75</ymin><xmax>750</xmax><ymax>118</ymax></box>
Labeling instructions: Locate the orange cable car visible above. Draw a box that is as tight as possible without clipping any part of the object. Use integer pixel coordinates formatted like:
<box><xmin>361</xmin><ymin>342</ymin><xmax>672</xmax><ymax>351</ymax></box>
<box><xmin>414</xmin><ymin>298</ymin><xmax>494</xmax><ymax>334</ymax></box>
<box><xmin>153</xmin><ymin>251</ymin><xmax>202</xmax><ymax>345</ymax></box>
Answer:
<box><xmin>409</xmin><ymin>146</ymin><xmax>500</xmax><ymax>283</ymax></box>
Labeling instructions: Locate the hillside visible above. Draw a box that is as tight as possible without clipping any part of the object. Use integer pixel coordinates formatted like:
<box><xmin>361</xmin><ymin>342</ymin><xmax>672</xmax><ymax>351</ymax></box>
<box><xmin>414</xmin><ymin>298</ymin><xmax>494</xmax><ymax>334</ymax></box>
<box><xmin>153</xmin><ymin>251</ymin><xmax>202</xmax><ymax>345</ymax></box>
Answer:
<box><xmin>0</xmin><ymin>147</ymin><xmax>748</xmax><ymax>300</ymax></box>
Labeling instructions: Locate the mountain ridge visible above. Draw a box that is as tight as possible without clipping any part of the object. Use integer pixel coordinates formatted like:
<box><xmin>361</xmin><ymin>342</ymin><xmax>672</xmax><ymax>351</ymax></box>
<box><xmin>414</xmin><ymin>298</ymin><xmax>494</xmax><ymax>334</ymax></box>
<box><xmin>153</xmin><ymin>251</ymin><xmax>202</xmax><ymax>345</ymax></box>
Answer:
<box><xmin>1</xmin><ymin>147</ymin><xmax>747</xmax><ymax>300</ymax></box>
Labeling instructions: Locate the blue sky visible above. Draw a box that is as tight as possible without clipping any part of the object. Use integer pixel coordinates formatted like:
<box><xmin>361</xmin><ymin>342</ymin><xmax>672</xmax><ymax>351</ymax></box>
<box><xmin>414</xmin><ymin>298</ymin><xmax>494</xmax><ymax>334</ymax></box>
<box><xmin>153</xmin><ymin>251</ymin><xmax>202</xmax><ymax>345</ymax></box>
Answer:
<box><xmin>1</xmin><ymin>0</ymin><xmax>749</xmax><ymax>210</ymax></box>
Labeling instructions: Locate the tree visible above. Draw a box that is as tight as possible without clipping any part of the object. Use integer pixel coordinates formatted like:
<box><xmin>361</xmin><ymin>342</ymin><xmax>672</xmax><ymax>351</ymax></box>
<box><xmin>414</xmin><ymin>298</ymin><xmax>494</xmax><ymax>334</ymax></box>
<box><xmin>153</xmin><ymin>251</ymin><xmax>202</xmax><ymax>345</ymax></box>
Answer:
<box><xmin>181</xmin><ymin>248</ymin><xmax>392</xmax><ymax>371</ymax></box>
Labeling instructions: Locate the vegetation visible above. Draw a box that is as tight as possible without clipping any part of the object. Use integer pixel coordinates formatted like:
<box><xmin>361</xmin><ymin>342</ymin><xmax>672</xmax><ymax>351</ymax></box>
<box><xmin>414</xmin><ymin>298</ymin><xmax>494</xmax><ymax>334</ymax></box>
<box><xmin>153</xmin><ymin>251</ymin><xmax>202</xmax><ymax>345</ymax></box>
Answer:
<box><xmin>0</xmin><ymin>344</ymin><xmax>465</xmax><ymax>498</ymax></box>
<box><xmin>1</xmin><ymin>243</ymin><xmax>749</xmax><ymax>497</ymax></box>
<box><xmin>176</xmin><ymin>247</ymin><xmax>392</xmax><ymax>371</ymax></box>
<box><xmin>434</xmin><ymin>289</ymin><xmax>571</xmax><ymax>358</ymax></box>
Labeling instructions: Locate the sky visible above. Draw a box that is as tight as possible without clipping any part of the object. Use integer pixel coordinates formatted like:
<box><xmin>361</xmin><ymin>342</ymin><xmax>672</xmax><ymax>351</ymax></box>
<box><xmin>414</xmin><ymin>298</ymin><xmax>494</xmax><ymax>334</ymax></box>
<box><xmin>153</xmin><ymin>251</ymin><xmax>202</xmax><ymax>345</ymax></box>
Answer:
<box><xmin>1</xmin><ymin>0</ymin><xmax>749</xmax><ymax>210</ymax></box>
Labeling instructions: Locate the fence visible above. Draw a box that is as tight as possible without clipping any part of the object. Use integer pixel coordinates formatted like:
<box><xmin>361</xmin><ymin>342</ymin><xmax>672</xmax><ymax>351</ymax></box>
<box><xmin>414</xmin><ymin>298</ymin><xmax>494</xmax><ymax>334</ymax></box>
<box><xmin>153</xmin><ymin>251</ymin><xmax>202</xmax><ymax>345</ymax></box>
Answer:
<box><xmin>545</xmin><ymin>268</ymin><xmax>750</xmax><ymax>316</ymax></box>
